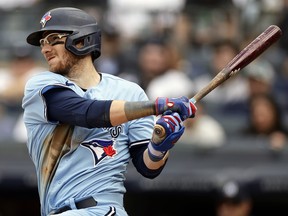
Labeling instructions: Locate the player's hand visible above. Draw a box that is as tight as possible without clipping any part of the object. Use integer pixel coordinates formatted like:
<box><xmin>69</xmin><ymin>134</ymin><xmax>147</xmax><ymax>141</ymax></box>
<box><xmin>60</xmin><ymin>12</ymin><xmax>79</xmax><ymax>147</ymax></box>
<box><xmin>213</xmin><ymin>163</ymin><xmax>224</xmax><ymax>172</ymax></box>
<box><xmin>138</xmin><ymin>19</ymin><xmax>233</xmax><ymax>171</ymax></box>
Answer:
<box><xmin>155</xmin><ymin>96</ymin><xmax>197</xmax><ymax>121</ymax></box>
<box><xmin>148</xmin><ymin>112</ymin><xmax>185</xmax><ymax>161</ymax></box>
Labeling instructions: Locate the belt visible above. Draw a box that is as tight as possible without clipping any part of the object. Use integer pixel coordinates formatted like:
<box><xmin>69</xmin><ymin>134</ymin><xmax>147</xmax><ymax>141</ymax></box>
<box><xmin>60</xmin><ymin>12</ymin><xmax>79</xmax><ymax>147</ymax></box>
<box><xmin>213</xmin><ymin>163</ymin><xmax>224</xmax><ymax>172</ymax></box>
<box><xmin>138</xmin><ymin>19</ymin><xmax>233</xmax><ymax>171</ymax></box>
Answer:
<box><xmin>54</xmin><ymin>196</ymin><xmax>97</xmax><ymax>214</ymax></box>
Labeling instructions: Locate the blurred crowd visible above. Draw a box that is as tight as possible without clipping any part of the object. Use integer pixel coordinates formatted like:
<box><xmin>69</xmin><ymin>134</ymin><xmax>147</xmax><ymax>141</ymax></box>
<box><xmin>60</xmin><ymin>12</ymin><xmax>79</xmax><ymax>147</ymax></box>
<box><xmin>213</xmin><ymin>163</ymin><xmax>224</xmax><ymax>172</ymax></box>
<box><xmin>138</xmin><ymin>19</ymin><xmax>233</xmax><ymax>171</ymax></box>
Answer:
<box><xmin>0</xmin><ymin>0</ymin><xmax>288</xmax><ymax>152</ymax></box>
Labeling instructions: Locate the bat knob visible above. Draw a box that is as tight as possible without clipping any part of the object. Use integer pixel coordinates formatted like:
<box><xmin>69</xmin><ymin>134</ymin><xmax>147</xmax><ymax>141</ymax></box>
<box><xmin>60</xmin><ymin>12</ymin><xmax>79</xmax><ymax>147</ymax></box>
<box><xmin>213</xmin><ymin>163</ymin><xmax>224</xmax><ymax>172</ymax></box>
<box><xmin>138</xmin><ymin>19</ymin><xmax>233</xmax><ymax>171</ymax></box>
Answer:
<box><xmin>152</xmin><ymin>125</ymin><xmax>166</xmax><ymax>144</ymax></box>
<box><xmin>154</xmin><ymin>127</ymin><xmax>162</xmax><ymax>135</ymax></box>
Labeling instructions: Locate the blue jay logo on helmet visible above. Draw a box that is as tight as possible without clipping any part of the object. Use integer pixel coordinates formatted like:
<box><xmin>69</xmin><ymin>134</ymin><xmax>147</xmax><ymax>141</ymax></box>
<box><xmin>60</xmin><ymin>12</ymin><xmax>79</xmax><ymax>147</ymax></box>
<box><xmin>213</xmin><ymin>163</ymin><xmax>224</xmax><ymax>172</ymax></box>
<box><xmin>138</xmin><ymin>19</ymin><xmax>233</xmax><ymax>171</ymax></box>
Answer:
<box><xmin>40</xmin><ymin>12</ymin><xmax>52</xmax><ymax>28</ymax></box>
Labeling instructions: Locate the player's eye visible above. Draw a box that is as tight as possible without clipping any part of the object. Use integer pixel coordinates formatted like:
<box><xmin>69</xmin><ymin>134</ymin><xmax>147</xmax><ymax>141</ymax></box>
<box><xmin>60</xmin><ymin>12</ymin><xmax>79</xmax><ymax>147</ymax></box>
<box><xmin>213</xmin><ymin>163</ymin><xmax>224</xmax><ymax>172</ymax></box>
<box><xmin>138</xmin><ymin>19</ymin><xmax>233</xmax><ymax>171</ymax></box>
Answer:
<box><xmin>40</xmin><ymin>33</ymin><xmax>69</xmax><ymax>47</ymax></box>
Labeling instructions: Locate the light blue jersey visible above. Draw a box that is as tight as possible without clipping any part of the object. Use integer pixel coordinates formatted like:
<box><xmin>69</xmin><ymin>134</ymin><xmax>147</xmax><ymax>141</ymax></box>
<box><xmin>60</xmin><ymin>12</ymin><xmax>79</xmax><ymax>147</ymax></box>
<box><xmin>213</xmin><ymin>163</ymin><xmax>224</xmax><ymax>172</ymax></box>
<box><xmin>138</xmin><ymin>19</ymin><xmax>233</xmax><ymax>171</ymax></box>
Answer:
<box><xmin>22</xmin><ymin>71</ymin><xmax>155</xmax><ymax>215</ymax></box>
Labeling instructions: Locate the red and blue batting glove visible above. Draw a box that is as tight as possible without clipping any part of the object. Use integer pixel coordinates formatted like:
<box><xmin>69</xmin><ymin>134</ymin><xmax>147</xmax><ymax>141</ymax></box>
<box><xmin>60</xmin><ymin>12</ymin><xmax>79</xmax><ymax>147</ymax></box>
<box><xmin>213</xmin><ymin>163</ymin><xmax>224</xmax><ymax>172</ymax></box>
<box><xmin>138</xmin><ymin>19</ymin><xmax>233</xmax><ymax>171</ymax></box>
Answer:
<box><xmin>148</xmin><ymin>111</ymin><xmax>185</xmax><ymax>162</ymax></box>
<box><xmin>155</xmin><ymin>96</ymin><xmax>197</xmax><ymax>121</ymax></box>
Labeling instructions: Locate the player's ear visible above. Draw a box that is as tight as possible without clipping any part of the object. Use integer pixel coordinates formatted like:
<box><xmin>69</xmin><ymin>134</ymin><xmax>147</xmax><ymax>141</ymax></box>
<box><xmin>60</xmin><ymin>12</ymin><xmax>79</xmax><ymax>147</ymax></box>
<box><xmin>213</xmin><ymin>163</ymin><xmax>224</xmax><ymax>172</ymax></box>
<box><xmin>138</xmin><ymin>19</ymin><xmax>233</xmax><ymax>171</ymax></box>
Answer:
<box><xmin>74</xmin><ymin>39</ymin><xmax>85</xmax><ymax>49</ymax></box>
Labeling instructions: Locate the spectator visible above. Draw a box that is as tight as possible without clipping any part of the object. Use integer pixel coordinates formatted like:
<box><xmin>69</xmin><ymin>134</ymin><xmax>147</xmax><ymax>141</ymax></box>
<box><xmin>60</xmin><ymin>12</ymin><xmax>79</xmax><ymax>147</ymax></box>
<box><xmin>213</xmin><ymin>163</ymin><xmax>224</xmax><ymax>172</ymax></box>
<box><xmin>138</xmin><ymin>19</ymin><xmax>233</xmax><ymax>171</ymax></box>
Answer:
<box><xmin>243</xmin><ymin>58</ymin><xmax>276</xmax><ymax>98</ymax></box>
<box><xmin>242</xmin><ymin>93</ymin><xmax>288</xmax><ymax>151</ymax></box>
<box><xmin>215</xmin><ymin>180</ymin><xmax>254</xmax><ymax>216</ymax></box>
<box><xmin>273</xmin><ymin>54</ymin><xmax>288</xmax><ymax>111</ymax></box>
<box><xmin>179</xmin><ymin>101</ymin><xmax>226</xmax><ymax>149</ymax></box>
<box><xmin>0</xmin><ymin>44</ymin><xmax>44</xmax><ymax>109</ymax></box>
<box><xmin>134</xmin><ymin>37</ymin><xmax>180</xmax><ymax>90</ymax></box>
<box><xmin>94</xmin><ymin>24</ymin><xmax>130</xmax><ymax>77</ymax></box>
<box><xmin>0</xmin><ymin>44</ymin><xmax>45</xmax><ymax>142</ymax></box>
<box><xmin>145</xmin><ymin>42</ymin><xmax>194</xmax><ymax>100</ymax></box>
<box><xmin>193</xmin><ymin>39</ymin><xmax>249</xmax><ymax>115</ymax></box>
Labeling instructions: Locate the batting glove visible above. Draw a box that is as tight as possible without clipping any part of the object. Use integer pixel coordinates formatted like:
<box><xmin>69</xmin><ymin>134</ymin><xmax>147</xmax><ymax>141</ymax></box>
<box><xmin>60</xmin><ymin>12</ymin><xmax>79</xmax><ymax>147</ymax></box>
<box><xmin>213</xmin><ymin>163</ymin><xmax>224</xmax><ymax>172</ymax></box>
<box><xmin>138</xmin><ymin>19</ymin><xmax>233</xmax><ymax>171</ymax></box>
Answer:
<box><xmin>148</xmin><ymin>111</ymin><xmax>185</xmax><ymax>162</ymax></box>
<box><xmin>155</xmin><ymin>96</ymin><xmax>197</xmax><ymax>121</ymax></box>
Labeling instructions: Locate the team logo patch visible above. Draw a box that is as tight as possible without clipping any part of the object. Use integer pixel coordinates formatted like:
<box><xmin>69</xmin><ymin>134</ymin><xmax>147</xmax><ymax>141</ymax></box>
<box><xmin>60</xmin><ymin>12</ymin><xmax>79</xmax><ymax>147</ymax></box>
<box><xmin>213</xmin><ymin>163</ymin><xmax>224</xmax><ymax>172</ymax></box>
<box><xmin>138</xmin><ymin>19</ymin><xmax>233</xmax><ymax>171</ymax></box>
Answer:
<box><xmin>40</xmin><ymin>12</ymin><xmax>52</xmax><ymax>28</ymax></box>
<box><xmin>81</xmin><ymin>139</ymin><xmax>117</xmax><ymax>166</ymax></box>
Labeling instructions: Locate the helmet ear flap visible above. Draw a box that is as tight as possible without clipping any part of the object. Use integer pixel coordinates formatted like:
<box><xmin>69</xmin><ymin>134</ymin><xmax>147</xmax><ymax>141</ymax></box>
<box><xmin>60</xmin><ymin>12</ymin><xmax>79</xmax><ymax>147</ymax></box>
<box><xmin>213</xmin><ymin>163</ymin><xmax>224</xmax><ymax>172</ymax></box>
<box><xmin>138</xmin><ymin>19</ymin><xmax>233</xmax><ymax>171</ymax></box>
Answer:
<box><xmin>65</xmin><ymin>24</ymin><xmax>101</xmax><ymax>60</ymax></box>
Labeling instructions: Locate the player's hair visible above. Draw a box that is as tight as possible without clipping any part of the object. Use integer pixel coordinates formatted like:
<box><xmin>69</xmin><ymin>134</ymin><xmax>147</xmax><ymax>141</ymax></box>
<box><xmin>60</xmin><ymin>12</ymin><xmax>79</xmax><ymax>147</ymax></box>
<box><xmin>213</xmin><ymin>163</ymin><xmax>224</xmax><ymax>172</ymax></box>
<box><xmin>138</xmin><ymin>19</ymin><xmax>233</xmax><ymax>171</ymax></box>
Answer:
<box><xmin>26</xmin><ymin>7</ymin><xmax>101</xmax><ymax>61</ymax></box>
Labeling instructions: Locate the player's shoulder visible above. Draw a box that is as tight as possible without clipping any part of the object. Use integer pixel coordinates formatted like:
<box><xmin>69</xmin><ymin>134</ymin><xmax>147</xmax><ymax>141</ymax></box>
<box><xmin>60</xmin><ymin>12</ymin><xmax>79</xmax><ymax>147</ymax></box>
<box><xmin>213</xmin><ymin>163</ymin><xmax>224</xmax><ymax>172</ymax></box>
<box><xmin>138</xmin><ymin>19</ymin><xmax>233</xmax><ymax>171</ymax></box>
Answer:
<box><xmin>100</xmin><ymin>73</ymin><xmax>148</xmax><ymax>100</ymax></box>
<box><xmin>25</xmin><ymin>71</ymin><xmax>68</xmax><ymax>89</ymax></box>
<box><xmin>101</xmin><ymin>73</ymin><xmax>143</xmax><ymax>90</ymax></box>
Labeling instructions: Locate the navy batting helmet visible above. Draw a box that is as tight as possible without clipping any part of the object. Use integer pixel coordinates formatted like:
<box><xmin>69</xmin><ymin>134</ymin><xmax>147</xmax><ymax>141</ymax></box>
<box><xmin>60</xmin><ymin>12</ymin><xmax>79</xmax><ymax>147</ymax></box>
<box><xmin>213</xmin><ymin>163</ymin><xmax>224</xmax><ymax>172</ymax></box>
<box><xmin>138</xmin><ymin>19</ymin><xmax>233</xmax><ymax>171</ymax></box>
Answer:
<box><xmin>26</xmin><ymin>7</ymin><xmax>101</xmax><ymax>60</ymax></box>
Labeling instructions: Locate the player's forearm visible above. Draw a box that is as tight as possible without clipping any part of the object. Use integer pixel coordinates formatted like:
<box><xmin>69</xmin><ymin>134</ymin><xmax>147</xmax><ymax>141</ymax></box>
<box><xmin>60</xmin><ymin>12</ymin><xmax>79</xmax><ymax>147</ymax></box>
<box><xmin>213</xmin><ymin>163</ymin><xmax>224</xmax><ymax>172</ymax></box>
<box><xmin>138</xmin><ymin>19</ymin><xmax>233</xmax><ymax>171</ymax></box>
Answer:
<box><xmin>110</xmin><ymin>100</ymin><xmax>156</xmax><ymax>126</ymax></box>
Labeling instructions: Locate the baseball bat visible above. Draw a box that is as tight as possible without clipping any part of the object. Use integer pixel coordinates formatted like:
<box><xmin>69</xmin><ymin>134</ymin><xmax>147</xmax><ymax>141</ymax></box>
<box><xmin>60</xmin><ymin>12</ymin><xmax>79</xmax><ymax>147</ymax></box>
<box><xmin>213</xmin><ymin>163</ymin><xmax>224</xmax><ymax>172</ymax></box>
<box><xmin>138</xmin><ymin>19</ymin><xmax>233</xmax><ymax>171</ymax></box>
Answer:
<box><xmin>153</xmin><ymin>25</ymin><xmax>282</xmax><ymax>142</ymax></box>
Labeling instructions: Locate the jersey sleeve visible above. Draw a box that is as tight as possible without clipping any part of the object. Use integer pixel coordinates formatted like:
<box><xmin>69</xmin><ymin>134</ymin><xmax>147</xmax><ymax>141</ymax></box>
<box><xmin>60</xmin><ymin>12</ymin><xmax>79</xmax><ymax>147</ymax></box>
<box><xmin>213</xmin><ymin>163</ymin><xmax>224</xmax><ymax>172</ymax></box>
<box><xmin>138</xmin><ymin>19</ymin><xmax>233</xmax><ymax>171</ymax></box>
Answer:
<box><xmin>22</xmin><ymin>71</ymin><xmax>82</xmax><ymax>125</ymax></box>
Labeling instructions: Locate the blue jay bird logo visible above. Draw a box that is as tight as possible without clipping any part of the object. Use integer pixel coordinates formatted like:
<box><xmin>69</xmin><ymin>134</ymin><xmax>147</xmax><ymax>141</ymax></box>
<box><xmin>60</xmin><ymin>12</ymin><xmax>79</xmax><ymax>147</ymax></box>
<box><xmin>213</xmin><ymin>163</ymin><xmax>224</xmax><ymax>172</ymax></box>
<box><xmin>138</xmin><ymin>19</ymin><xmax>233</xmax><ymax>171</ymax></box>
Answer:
<box><xmin>81</xmin><ymin>139</ymin><xmax>117</xmax><ymax>166</ymax></box>
<box><xmin>40</xmin><ymin>12</ymin><xmax>52</xmax><ymax>28</ymax></box>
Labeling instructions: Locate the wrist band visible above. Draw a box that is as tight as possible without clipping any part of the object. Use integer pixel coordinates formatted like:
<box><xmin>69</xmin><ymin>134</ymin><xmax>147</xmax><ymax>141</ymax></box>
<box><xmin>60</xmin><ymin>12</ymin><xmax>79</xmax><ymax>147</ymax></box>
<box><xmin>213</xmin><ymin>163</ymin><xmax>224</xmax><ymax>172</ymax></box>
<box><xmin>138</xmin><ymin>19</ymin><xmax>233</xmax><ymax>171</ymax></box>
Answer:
<box><xmin>148</xmin><ymin>142</ymin><xmax>167</xmax><ymax>162</ymax></box>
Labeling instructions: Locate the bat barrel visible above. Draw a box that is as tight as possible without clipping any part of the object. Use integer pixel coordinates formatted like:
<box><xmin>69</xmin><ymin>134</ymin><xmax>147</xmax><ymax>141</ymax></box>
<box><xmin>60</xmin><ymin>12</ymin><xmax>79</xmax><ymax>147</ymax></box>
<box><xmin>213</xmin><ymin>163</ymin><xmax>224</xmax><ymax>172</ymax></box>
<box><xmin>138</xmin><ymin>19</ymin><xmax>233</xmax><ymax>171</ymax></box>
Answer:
<box><xmin>228</xmin><ymin>25</ymin><xmax>282</xmax><ymax>72</ymax></box>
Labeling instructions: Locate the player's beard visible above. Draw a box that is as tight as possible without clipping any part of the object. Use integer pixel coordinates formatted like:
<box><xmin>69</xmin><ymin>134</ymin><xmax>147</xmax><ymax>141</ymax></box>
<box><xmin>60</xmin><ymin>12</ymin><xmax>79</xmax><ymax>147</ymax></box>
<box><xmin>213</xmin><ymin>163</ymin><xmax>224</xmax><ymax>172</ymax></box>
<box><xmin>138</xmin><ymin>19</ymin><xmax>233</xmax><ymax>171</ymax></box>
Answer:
<box><xmin>50</xmin><ymin>51</ymin><xmax>84</xmax><ymax>76</ymax></box>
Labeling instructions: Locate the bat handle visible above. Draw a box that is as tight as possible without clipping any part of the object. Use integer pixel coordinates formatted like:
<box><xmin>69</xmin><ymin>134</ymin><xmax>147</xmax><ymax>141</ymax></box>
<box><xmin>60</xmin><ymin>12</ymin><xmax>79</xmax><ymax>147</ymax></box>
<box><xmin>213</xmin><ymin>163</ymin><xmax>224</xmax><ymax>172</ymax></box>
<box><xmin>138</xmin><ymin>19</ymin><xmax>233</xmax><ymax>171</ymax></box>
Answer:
<box><xmin>190</xmin><ymin>97</ymin><xmax>197</xmax><ymax>104</ymax></box>
<box><xmin>152</xmin><ymin>98</ymin><xmax>197</xmax><ymax>142</ymax></box>
<box><xmin>152</xmin><ymin>124</ymin><xmax>166</xmax><ymax>144</ymax></box>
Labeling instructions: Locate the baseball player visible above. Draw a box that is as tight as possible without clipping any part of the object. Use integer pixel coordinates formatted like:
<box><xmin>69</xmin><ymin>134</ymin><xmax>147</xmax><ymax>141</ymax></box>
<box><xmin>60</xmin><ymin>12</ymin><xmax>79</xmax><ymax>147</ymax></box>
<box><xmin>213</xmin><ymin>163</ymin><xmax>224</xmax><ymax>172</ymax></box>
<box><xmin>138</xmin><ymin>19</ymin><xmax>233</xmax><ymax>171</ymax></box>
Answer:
<box><xmin>22</xmin><ymin>7</ymin><xmax>197</xmax><ymax>216</ymax></box>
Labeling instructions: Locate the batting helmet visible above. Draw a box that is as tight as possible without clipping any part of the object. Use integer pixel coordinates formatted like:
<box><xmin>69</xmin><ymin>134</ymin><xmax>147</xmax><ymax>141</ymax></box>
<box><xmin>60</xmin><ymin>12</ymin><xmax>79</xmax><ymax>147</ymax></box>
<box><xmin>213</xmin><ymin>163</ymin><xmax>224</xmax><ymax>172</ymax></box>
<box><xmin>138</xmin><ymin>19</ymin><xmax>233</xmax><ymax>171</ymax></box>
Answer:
<box><xmin>26</xmin><ymin>7</ymin><xmax>101</xmax><ymax>60</ymax></box>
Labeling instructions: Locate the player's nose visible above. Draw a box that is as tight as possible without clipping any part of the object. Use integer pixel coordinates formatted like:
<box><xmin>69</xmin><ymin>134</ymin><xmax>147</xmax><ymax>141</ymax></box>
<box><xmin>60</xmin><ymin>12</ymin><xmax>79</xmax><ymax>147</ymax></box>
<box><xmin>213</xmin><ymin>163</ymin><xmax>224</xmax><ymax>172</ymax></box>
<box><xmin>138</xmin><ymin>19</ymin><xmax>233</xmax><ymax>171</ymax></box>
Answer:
<box><xmin>41</xmin><ymin>44</ymin><xmax>52</xmax><ymax>55</ymax></box>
